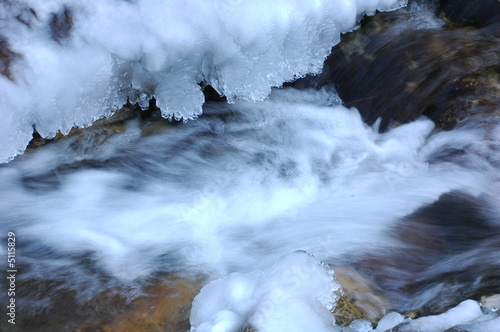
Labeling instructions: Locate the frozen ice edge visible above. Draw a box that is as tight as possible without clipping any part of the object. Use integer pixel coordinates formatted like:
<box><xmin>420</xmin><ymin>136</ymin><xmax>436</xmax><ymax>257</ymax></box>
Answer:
<box><xmin>190</xmin><ymin>251</ymin><xmax>499</xmax><ymax>332</ymax></box>
<box><xmin>0</xmin><ymin>0</ymin><xmax>408</xmax><ymax>163</ymax></box>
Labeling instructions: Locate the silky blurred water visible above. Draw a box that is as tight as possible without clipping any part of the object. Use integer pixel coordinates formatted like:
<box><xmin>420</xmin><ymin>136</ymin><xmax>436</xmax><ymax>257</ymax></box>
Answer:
<box><xmin>1</xmin><ymin>88</ymin><xmax>498</xmax><ymax>325</ymax></box>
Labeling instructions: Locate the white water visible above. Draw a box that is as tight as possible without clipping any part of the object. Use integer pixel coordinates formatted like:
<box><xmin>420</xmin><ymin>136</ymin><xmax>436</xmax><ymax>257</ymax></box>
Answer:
<box><xmin>1</xmin><ymin>87</ymin><xmax>499</xmax><ymax>329</ymax></box>
<box><xmin>1</xmin><ymin>1</ymin><xmax>499</xmax><ymax>330</ymax></box>
<box><xmin>0</xmin><ymin>0</ymin><xmax>407</xmax><ymax>163</ymax></box>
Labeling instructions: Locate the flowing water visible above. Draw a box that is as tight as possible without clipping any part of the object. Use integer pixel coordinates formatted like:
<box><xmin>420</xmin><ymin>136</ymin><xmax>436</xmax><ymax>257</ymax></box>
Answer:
<box><xmin>1</xmin><ymin>86</ymin><xmax>499</xmax><ymax>330</ymax></box>
<box><xmin>0</xmin><ymin>0</ymin><xmax>499</xmax><ymax>331</ymax></box>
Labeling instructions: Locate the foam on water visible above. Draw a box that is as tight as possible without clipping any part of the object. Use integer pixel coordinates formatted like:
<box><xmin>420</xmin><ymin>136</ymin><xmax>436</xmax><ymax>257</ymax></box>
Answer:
<box><xmin>0</xmin><ymin>87</ymin><xmax>498</xmax><ymax>329</ymax></box>
<box><xmin>0</xmin><ymin>0</ymin><xmax>407</xmax><ymax>163</ymax></box>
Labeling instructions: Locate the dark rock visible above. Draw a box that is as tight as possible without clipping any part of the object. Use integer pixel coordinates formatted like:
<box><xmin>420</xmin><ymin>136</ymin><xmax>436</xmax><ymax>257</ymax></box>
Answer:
<box><xmin>438</xmin><ymin>0</ymin><xmax>500</xmax><ymax>28</ymax></box>
<box><xmin>357</xmin><ymin>191</ymin><xmax>500</xmax><ymax>314</ymax></box>
<box><xmin>293</xmin><ymin>1</ymin><xmax>500</xmax><ymax>132</ymax></box>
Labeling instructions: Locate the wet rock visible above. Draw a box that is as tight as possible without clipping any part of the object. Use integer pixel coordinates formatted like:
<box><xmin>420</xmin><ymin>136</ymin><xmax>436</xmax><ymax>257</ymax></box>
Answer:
<box><xmin>438</xmin><ymin>0</ymin><xmax>500</xmax><ymax>28</ymax></box>
<box><xmin>355</xmin><ymin>191</ymin><xmax>500</xmax><ymax>315</ymax></box>
<box><xmin>5</xmin><ymin>275</ymin><xmax>201</xmax><ymax>332</ymax></box>
<box><xmin>76</xmin><ymin>278</ymin><xmax>201</xmax><ymax>332</ymax></box>
<box><xmin>25</xmin><ymin>103</ymin><xmax>138</xmax><ymax>152</ymax></box>
<box><xmin>293</xmin><ymin>1</ymin><xmax>500</xmax><ymax>132</ymax></box>
<box><xmin>25</xmin><ymin>100</ymin><xmax>179</xmax><ymax>153</ymax></box>
<box><xmin>332</xmin><ymin>266</ymin><xmax>389</xmax><ymax>327</ymax></box>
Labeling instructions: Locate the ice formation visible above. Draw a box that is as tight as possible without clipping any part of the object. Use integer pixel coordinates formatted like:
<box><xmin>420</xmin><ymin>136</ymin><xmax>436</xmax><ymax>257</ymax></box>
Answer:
<box><xmin>0</xmin><ymin>0</ymin><xmax>407</xmax><ymax>163</ymax></box>
<box><xmin>397</xmin><ymin>300</ymin><xmax>498</xmax><ymax>332</ymax></box>
<box><xmin>190</xmin><ymin>251</ymin><xmax>340</xmax><ymax>332</ymax></box>
<box><xmin>374</xmin><ymin>312</ymin><xmax>405</xmax><ymax>331</ymax></box>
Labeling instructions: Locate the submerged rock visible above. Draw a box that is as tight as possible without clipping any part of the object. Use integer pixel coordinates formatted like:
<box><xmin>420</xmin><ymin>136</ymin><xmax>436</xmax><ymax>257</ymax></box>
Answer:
<box><xmin>357</xmin><ymin>191</ymin><xmax>500</xmax><ymax>315</ymax></box>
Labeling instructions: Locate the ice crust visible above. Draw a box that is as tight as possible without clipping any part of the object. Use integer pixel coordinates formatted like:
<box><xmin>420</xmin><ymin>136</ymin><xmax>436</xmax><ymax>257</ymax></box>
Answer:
<box><xmin>190</xmin><ymin>251</ymin><xmax>340</xmax><ymax>332</ymax></box>
<box><xmin>0</xmin><ymin>0</ymin><xmax>407</xmax><ymax>163</ymax></box>
<box><xmin>397</xmin><ymin>300</ymin><xmax>499</xmax><ymax>332</ymax></box>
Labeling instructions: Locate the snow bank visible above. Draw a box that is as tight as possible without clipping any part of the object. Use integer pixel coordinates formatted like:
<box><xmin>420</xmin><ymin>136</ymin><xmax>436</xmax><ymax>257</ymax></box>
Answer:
<box><xmin>0</xmin><ymin>0</ymin><xmax>407</xmax><ymax>163</ymax></box>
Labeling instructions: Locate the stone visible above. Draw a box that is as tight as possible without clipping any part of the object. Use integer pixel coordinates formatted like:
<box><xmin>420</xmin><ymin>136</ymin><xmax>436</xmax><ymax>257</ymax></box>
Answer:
<box><xmin>438</xmin><ymin>0</ymin><xmax>500</xmax><ymax>28</ymax></box>
<box><xmin>332</xmin><ymin>266</ymin><xmax>389</xmax><ymax>327</ymax></box>
<box><xmin>356</xmin><ymin>191</ymin><xmax>500</xmax><ymax>315</ymax></box>
<box><xmin>481</xmin><ymin>294</ymin><xmax>500</xmax><ymax>314</ymax></box>
<box><xmin>76</xmin><ymin>278</ymin><xmax>201</xmax><ymax>332</ymax></box>
<box><xmin>292</xmin><ymin>1</ymin><xmax>500</xmax><ymax>132</ymax></box>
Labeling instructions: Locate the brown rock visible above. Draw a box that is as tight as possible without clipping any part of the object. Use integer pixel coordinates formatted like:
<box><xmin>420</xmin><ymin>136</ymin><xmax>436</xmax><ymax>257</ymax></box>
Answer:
<box><xmin>333</xmin><ymin>266</ymin><xmax>389</xmax><ymax>326</ymax></box>
<box><xmin>76</xmin><ymin>278</ymin><xmax>201</xmax><ymax>332</ymax></box>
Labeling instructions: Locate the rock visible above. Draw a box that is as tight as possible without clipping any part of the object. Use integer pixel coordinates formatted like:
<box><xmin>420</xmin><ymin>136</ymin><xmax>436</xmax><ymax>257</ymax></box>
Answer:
<box><xmin>481</xmin><ymin>294</ymin><xmax>500</xmax><ymax>314</ymax></box>
<box><xmin>292</xmin><ymin>1</ymin><xmax>500</xmax><ymax>132</ymax></box>
<box><xmin>76</xmin><ymin>277</ymin><xmax>201</xmax><ymax>332</ymax></box>
<box><xmin>332</xmin><ymin>266</ymin><xmax>389</xmax><ymax>326</ymax></box>
<box><xmin>356</xmin><ymin>191</ymin><xmax>500</xmax><ymax>315</ymax></box>
<box><xmin>24</xmin><ymin>99</ymin><xmax>179</xmax><ymax>153</ymax></box>
<box><xmin>25</xmin><ymin>103</ymin><xmax>138</xmax><ymax>152</ymax></box>
<box><xmin>438</xmin><ymin>0</ymin><xmax>500</xmax><ymax>28</ymax></box>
